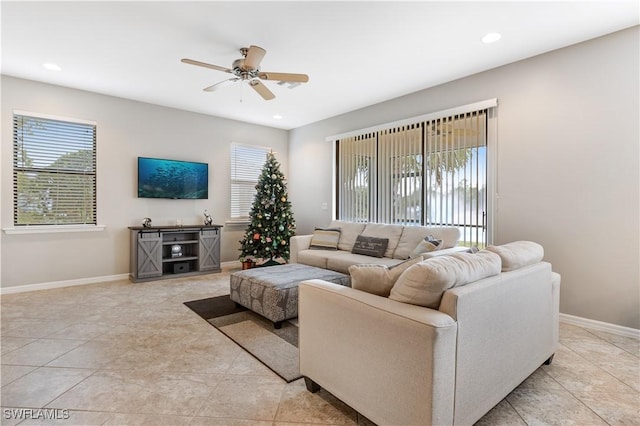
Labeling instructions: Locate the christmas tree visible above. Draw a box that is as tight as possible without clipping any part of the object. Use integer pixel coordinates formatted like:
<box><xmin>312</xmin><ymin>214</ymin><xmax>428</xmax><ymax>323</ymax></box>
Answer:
<box><xmin>239</xmin><ymin>152</ymin><xmax>296</xmax><ymax>264</ymax></box>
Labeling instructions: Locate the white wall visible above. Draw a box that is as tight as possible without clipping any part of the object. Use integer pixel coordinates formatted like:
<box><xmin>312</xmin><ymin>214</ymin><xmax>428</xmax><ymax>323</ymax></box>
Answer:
<box><xmin>289</xmin><ymin>27</ymin><xmax>639</xmax><ymax>329</ymax></box>
<box><xmin>1</xmin><ymin>76</ymin><xmax>288</xmax><ymax>288</ymax></box>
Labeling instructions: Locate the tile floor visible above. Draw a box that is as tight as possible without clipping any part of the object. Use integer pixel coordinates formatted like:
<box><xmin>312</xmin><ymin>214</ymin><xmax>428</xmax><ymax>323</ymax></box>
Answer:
<box><xmin>1</xmin><ymin>271</ymin><xmax>638</xmax><ymax>426</ymax></box>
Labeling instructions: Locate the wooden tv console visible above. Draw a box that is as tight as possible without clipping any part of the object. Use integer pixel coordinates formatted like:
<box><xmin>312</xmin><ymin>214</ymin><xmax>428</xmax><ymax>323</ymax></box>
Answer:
<box><xmin>128</xmin><ymin>225</ymin><xmax>222</xmax><ymax>282</ymax></box>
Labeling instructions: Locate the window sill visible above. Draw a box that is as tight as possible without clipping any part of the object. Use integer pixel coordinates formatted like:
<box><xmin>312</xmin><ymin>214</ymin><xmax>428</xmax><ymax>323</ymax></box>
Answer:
<box><xmin>3</xmin><ymin>225</ymin><xmax>106</xmax><ymax>235</ymax></box>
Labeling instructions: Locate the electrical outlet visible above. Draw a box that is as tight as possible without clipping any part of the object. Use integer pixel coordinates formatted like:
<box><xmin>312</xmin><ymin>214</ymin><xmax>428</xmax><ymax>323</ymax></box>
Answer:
<box><xmin>321</xmin><ymin>202</ymin><xmax>328</xmax><ymax>210</ymax></box>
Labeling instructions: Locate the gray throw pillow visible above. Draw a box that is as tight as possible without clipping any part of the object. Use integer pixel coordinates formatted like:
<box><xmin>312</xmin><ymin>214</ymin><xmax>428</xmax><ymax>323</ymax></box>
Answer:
<box><xmin>351</xmin><ymin>235</ymin><xmax>389</xmax><ymax>258</ymax></box>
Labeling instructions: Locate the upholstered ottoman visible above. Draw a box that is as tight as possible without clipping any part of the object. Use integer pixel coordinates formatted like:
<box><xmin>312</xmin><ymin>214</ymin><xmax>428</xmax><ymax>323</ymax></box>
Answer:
<box><xmin>230</xmin><ymin>263</ymin><xmax>350</xmax><ymax>328</ymax></box>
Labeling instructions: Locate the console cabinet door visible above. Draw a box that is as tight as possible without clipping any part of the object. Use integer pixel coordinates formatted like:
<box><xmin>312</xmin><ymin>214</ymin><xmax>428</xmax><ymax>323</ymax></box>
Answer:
<box><xmin>137</xmin><ymin>232</ymin><xmax>163</xmax><ymax>278</ymax></box>
<box><xmin>199</xmin><ymin>229</ymin><xmax>220</xmax><ymax>271</ymax></box>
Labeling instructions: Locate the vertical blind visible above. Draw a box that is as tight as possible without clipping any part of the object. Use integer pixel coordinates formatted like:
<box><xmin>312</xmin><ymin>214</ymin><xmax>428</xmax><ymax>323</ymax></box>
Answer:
<box><xmin>230</xmin><ymin>143</ymin><xmax>269</xmax><ymax>219</ymax></box>
<box><xmin>336</xmin><ymin>133</ymin><xmax>377</xmax><ymax>222</ymax></box>
<box><xmin>336</xmin><ymin>106</ymin><xmax>490</xmax><ymax>247</ymax></box>
<box><xmin>13</xmin><ymin>113</ymin><xmax>97</xmax><ymax>226</ymax></box>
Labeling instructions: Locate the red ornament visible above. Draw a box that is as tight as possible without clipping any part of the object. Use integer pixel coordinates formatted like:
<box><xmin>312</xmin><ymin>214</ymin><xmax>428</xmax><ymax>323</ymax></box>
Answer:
<box><xmin>253</xmin><ymin>233</ymin><xmax>260</xmax><ymax>240</ymax></box>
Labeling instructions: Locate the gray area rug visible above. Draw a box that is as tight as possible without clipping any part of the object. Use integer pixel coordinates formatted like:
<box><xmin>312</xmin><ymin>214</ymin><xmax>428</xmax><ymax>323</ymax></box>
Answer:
<box><xmin>184</xmin><ymin>295</ymin><xmax>301</xmax><ymax>382</ymax></box>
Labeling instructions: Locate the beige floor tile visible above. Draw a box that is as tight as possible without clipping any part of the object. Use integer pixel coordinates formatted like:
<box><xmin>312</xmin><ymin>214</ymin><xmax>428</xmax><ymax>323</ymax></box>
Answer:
<box><xmin>103</xmin><ymin>413</ymin><xmax>193</xmax><ymax>425</ymax></box>
<box><xmin>46</xmin><ymin>340</ymin><xmax>132</xmax><ymax>369</ymax></box>
<box><xmin>189</xmin><ymin>417</ymin><xmax>273</xmax><ymax>426</ymax></box>
<box><xmin>197</xmin><ymin>375</ymin><xmax>286</xmax><ymax>421</ymax></box>
<box><xmin>543</xmin><ymin>344</ymin><xmax>635</xmax><ymax>393</ymax></box>
<box><xmin>0</xmin><ymin>337</ymin><xmax>36</xmax><ymax>355</ymax></box>
<box><xmin>573</xmin><ymin>390</ymin><xmax>640</xmax><ymax>426</ymax></box>
<box><xmin>1</xmin><ymin>338</ymin><xmax>86</xmax><ymax>366</ymax></box>
<box><xmin>474</xmin><ymin>399</ymin><xmax>527</xmax><ymax>426</ymax></box>
<box><xmin>590</xmin><ymin>330</ymin><xmax>640</xmax><ymax>357</ymax></box>
<box><xmin>1</xmin><ymin>367</ymin><xmax>94</xmax><ymax>408</ymax></box>
<box><xmin>46</xmin><ymin>370</ymin><xmax>150</xmax><ymax>412</ymax></box>
<box><xmin>2</xmin><ymin>273</ymin><xmax>638</xmax><ymax>426</ymax></box>
<box><xmin>47</xmin><ymin>322</ymin><xmax>114</xmax><ymax>340</ymax></box>
<box><xmin>17</xmin><ymin>409</ymin><xmax>112</xmax><ymax>425</ymax></box>
<box><xmin>1</xmin><ymin>318</ymin><xmax>73</xmax><ymax>339</ymax></box>
<box><xmin>1</xmin><ymin>365</ymin><xmax>37</xmax><ymax>387</ymax></box>
<box><xmin>131</xmin><ymin>371</ymin><xmax>222</xmax><ymax>416</ymax></box>
<box><xmin>275</xmin><ymin>378</ymin><xmax>357</xmax><ymax>425</ymax></box>
<box><xmin>507</xmin><ymin>388</ymin><xmax>608</xmax><ymax>425</ymax></box>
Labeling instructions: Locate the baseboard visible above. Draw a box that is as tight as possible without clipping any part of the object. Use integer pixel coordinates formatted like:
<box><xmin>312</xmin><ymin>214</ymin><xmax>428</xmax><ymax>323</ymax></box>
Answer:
<box><xmin>0</xmin><ymin>274</ymin><xmax>130</xmax><ymax>295</ymax></box>
<box><xmin>1</xmin><ymin>262</ymin><xmax>242</xmax><ymax>295</ymax></box>
<box><xmin>560</xmin><ymin>313</ymin><xmax>639</xmax><ymax>339</ymax></box>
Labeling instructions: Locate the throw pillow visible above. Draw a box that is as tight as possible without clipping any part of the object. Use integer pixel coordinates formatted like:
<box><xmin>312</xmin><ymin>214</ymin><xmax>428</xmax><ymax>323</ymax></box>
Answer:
<box><xmin>485</xmin><ymin>241</ymin><xmax>543</xmax><ymax>272</ymax></box>
<box><xmin>349</xmin><ymin>256</ymin><xmax>424</xmax><ymax>297</ymax></box>
<box><xmin>351</xmin><ymin>235</ymin><xmax>389</xmax><ymax>258</ymax></box>
<box><xmin>389</xmin><ymin>250</ymin><xmax>501</xmax><ymax>309</ymax></box>
<box><xmin>408</xmin><ymin>235</ymin><xmax>443</xmax><ymax>258</ymax></box>
<box><xmin>309</xmin><ymin>227</ymin><xmax>341</xmax><ymax>250</ymax></box>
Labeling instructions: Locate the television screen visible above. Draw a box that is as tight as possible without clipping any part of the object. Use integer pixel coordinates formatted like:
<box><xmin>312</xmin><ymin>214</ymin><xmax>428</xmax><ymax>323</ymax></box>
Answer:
<box><xmin>138</xmin><ymin>157</ymin><xmax>208</xmax><ymax>199</ymax></box>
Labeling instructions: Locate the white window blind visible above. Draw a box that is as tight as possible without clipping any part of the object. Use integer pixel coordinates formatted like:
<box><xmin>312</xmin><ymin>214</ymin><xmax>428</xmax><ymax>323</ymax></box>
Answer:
<box><xmin>336</xmin><ymin>134</ymin><xmax>377</xmax><ymax>222</ymax></box>
<box><xmin>13</xmin><ymin>112</ymin><xmax>97</xmax><ymax>226</ymax></box>
<box><xmin>230</xmin><ymin>143</ymin><xmax>269</xmax><ymax>219</ymax></box>
<box><xmin>336</xmin><ymin>104</ymin><xmax>492</xmax><ymax>248</ymax></box>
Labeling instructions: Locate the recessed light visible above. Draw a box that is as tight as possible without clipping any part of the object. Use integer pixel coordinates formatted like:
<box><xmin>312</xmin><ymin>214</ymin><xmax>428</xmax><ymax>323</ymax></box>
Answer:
<box><xmin>482</xmin><ymin>33</ymin><xmax>502</xmax><ymax>44</ymax></box>
<box><xmin>273</xmin><ymin>114</ymin><xmax>283</xmax><ymax>120</ymax></box>
<box><xmin>42</xmin><ymin>63</ymin><xmax>62</xmax><ymax>71</ymax></box>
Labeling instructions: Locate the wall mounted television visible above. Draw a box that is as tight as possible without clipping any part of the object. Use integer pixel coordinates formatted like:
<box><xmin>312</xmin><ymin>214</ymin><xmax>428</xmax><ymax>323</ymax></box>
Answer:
<box><xmin>137</xmin><ymin>157</ymin><xmax>208</xmax><ymax>199</ymax></box>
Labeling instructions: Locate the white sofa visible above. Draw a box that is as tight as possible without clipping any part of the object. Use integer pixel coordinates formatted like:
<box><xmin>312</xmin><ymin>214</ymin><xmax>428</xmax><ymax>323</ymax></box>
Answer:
<box><xmin>298</xmin><ymin>241</ymin><xmax>560</xmax><ymax>426</ymax></box>
<box><xmin>290</xmin><ymin>220</ymin><xmax>466</xmax><ymax>274</ymax></box>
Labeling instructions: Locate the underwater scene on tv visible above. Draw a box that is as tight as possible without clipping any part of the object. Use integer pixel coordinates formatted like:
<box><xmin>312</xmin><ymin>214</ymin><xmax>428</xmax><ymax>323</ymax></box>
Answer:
<box><xmin>138</xmin><ymin>157</ymin><xmax>208</xmax><ymax>199</ymax></box>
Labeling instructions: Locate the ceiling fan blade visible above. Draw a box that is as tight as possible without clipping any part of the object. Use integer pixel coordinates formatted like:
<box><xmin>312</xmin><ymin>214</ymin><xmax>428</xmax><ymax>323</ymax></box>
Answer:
<box><xmin>258</xmin><ymin>72</ymin><xmax>309</xmax><ymax>83</ymax></box>
<box><xmin>181</xmin><ymin>58</ymin><xmax>232</xmax><ymax>73</ymax></box>
<box><xmin>243</xmin><ymin>45</ymin><xmax>266</xmax><ymax>70</ymax></box>
<box><xmin>249</xmin><ymin>80</ymin><xmax>275</xmax><ymax>100</ymax></box>
<box><xmin>203</xmin><ymin>78</ymin><xmax>240</xmax><ymax>92</ymax></box>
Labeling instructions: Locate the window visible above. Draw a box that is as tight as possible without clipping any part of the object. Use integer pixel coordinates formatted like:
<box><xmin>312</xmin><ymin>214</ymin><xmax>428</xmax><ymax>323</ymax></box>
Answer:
<box><xmin>230</xmin><ymin>143</ymin><xmax>269</xmax><ymax>219</ymax></box>
<box><xmin>13</xmin><ymin>112</ymin><xmax>97</xmax><ymax>226</ymax></box>
<box><xmin>335</xmin><ymin>101</ymin><xmax>495</xmax><ymax>248</ymax></box>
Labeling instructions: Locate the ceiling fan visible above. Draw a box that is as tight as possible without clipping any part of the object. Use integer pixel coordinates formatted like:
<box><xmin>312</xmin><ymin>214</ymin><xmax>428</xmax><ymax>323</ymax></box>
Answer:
<box><xmin>181</xmin><ymin>45</ymin><xmax>309</xmax><ymax>101</ymax></box>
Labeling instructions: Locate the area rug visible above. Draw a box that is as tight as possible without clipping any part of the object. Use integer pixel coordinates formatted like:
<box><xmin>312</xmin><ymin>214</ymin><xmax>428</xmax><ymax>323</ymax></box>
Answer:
<box><xmin>184</xmin><ymin>295</ymin><xmax>300</xmax><ymax>382</ymax></box>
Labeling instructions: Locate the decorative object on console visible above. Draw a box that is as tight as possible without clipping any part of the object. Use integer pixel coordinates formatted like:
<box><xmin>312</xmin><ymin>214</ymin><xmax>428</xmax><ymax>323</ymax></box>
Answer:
<box><xmin>203</xmin><ymin>209</ymin><xmax>213</xmax><ymax>226</ymax></box>
<box><xmin>171</xmin><ymin>244</ymin><xmax>183</xmax><ymax>258</ymax></box>
<box><xmin>142</xmin><ymin>217</ymin><xmax>152</xmax><ymax>228</ymax></box>
<box><xmin>238</xmin><ymin>151</ymin><xmax>296</xmax><ymax>265</ymax></box>
<box><xmin>351</xmin><ymin>235</ymin><xmax>389</xmax><ymax>258</ymax></box>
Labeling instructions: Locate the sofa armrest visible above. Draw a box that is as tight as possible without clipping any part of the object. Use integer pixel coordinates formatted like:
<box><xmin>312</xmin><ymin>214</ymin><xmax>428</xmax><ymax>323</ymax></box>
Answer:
<box><xmin>299</xmin><ymin>279</ymin><xmax>457</xmax><ymax>426</ymax></box>
<box><xmin>438</xmin><ymin>262</ymin><xmax>559</xmax><ymax>425</ymax></box>
<box><xmin>290</xmin><ymin>234</ymin><xmax>313</xmax><ymax>263</ymax></box>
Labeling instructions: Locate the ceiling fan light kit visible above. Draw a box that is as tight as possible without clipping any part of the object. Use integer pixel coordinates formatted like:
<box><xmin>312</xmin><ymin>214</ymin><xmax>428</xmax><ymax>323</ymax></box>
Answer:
<box><xmin>181</xmin><ymin>45</ymin><xmax>309</xmax><ymax>101</ymax></box>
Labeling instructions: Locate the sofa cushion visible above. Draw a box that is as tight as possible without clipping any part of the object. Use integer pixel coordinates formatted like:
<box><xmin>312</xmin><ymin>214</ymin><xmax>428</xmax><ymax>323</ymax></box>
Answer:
<box><xmin>349</xmin><ymin>256</ymin><xmax>424</xmax><ymax>297</ymax></box>
<box><xmin>329</xmin><ymin>220</ymin><xmax>366</xmax><ymax>252</ymax></box>
<box><xmin>486</xmin><ymin>241</ymin><xmax>544</xmax><ymax>272</ymax></box>
<box><xmin>394</xmin><ymin>226</ymin><xmax>461</xmax><ymax>259</ymax></box>
<box><xmin>361</xmin><ymin>223</ymin><xmax>404</xmax><ymax>258</ymax></box>
<box><xmin>389</xmin><ymin>250</ymin><xmax>501</xmax><ymax>309</ymax></box>
<box><xmin>298</xmin><ymin>249</ymin><xmax>347</xmax><ymax>269</ymax></box>
<box><xmin>409</xmin><ymin>235</ymin><xmax>443</xmax><ymax>258</ymax></box>
<box><xmin>326</xmin><ymin>253</ymin><xmax>402</xmax><ymax>274</ymax></box>
<box><xmin>309</xmin><ymin>227</ymin><xmax>341</xmax><ymax>250</ymax></box>
<box><xmin>352</xmin><ymin>235</ymin><xmax>389</xmax><ymax>258</ymax></box>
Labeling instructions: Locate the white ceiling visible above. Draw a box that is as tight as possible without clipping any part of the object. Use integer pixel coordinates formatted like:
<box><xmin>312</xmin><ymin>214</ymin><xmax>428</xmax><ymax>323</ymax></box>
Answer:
<box><xmin>2</xmin><ymin>1</ymin><xmax>638</xmax><ymax>130</ymax></box>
